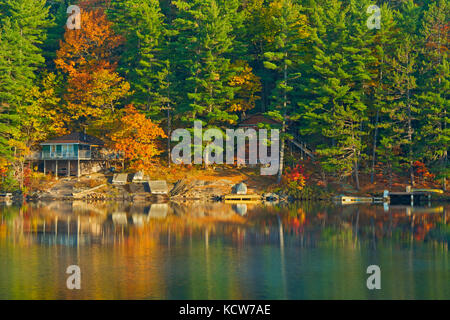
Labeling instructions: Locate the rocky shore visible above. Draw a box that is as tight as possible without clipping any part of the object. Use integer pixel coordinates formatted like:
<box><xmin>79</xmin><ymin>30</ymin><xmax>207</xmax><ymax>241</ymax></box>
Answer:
<box><xmin>24</xmin><ymin>173</ymin><xmax>290</xmax><ymax>203</ymax></box>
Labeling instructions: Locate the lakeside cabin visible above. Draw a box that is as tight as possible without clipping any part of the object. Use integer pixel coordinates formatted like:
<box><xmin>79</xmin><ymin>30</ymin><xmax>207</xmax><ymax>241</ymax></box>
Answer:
<box><xmin>27</xmin><ymin>132</ymin><xmax>123</xmax><ymax>177</ymax></box>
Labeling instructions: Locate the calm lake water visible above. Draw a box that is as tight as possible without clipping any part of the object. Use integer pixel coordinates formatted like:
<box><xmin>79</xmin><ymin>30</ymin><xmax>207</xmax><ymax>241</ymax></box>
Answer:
<box><xmin>0</xmin><ymin>201</ymin><xmax>448</xmax><ymax>300</ymax></box>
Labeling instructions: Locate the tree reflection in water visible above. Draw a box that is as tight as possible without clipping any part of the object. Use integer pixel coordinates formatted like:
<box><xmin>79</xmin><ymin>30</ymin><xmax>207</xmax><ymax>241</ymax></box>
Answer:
<box><xmin>0</xmin><ymin>201</ymin><xmax>448</xmax><ymax>299</ymax></box>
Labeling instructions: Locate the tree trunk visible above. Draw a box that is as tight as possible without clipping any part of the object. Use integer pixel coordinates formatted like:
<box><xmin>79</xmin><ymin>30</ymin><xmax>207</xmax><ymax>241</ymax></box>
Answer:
<box><xmin>277</xmin><ymin>129</ymin><xmax>285</xmax><ymax>184</ymax></box>
<box><xmin>406</xmin><ymin>52</ymin><xmax>414</xmax><ymax>187</ymax></box>
<box><xmin>371</xmin><ymin>111</ymin><xmax>379</xmax><ymax>184</ymax></box>
<box><xmin>277</xmin><ymin>53</ymin><xmax>288</xmax><ymax>184</ymax></box>
<box><xmin>443</xmin><ymin>114</ymin><xmax>447</xmax><ymax>191</ymax></box>
<box><xmin>371</xmin><ymin>52</ymin><xmax>384</xmax><ymax>184</ymax></box>
<box><xmin>408</xmin><ymin>113</ymin><xmax>414</xmax><ymax>186</ymax></box>
<box><xmin>354</xmin><ymin>158</ymin><xmax>360</xmax><ymax>191</ymax></box>
<box><xmin>388</xmin><ymin>163</ymin><xmax>393</xmax><ymax>190</ymax></box>
<box><xmin>167</xmin><ymin>105</ymin><xmax>171</xmax><ymax>167</ymax></box>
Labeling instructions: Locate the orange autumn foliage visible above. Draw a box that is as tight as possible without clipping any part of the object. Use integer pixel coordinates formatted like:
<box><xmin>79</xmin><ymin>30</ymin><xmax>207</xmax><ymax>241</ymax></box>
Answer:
<box><xmin>111</xmin><ymin>105</ymin><xmax>167</xmax><ymax>173</ymax></box>
<box><xmin>55</xmin><ymin>9</ymin><xmax>129</xmax><ymax>123</ymax></box>
<box><xmin>0</xmin><ymin>158</ymin><xmax>8</xmax><ymax>177</ymax></box>
<box><xmin>55</xmin><ymin>10</ymin><xmax>122</xmax><ymax>76</ymax></box>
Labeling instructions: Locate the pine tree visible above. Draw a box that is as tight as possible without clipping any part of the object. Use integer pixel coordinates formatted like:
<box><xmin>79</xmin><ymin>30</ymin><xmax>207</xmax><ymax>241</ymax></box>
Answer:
<box><xmin>109</xmin><ymin>0</ymin><xmax>170</xmax><ymax>118</ymax></box>
<box><xmin>0</xmin><ymin>16</ymin><xmax>49</xmax><ymax>167</ymax></box>
<box><xmin>0</xmin><ymin>0</ymin><xmax>52</xmax><ymax>47</ymax></box>
<box><xmin>242</xmin><ymin>0</ymin><xmax>279</xmax><ymax>112</ymax></box>
<box><xmin>42</xmin><ymin>0</ymin><xmax>68</xmax><ymax>70</ymax></box>
<box><xmin>263</xmin><ymin>0</ymin><xmax>309</xmax><ymax>183</ymax></box>
<box><xmin>382</xmin><ymin>1</ymin><xmax>421</xmax><ymax>186</ymax></box>
<box><xmin>368</xmin><ymin>3</ymin><xmax>398</xmax><ymax>183</ymax></box>
<box><xmin>301</xmin><ymin>0</ymin><xmax>372</xmax><ymax>189</ymax></box>
<box><xmin>0</xmin><ymin>0</ymin><xmax>53</xmax><ymax>188</ymax></box>
<box><xmin>417</xmin><ymin>0</ymin><xmax>449</xmax><ymax>189</ymax></box>
<box><xmin>171</xmin><ymin>0</ymin><xmax>238</xmax><ymax>127</ymax></box>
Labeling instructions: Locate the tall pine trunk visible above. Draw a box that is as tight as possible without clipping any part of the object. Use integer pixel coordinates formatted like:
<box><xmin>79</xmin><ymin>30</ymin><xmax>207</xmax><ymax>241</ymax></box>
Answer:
<box><xmin>407</xmin><ymin>53</ymin><xmax>414</xmax><ymax>187</ymax></box>
<box><xmin>354</xmin><ymin>158</ymin><xmax>360</xmax><ymax>191</ymax></box>
<box><xmin>277</xmin><ymin>123</ymin><xmax>286</xmax><ymax>184</ymax></box>
<box><xmin>370</xmin><ymin>109</ymin><xmax>379</xmax><ymax>184</ymax></box>
<box><xmin>371</xmin><ymin>56</ymin><xmax>384</xmax><ymax>184</ymax></box>
<box><xmin>277</xmin><ymin>53</ymin><xmax>288</xmax><ymax>184</ymax></box>
<box><xmin>167</xmin><ymin>104</ymin><xmax>171</xmax><ymax>168</ymax></box>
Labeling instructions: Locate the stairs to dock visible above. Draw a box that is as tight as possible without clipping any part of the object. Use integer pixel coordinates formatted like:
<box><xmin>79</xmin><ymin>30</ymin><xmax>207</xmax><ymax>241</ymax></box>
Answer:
<box><xmin>287</xmin><ymin>131</ymin><xmax>315</xmax><ymax>160</ymax></box>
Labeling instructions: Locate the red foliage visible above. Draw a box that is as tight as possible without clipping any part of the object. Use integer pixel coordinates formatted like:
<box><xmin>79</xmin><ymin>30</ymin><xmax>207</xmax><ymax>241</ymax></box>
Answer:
<box><xmin>285</xmin><ymin>164</ymin><xmax>308</xmax><ymax>182</ymax></box>
<box><xmin>413</xmin><ymin>161</ymin><xmax>435</xmax><ymax>184</ymax></box>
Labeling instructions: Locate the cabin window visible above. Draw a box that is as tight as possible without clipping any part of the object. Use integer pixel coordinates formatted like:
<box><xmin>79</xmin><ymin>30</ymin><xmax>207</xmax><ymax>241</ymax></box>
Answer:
<box><xmin>60</xmin><ymin>144</ymin><xmax>75</xmax><ymax>157</ymax></box>
<box><xmin>68</xmin><ymin>144</ymin><xmax>74</xmax><ymax>156</ymax></box>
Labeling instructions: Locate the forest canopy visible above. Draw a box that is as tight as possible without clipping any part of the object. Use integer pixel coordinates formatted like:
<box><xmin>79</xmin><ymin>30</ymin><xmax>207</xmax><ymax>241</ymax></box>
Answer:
<box><xmin>0</xmin><ymin>0</ymin><xmax>448</xmax><ymax>191</ymax></box>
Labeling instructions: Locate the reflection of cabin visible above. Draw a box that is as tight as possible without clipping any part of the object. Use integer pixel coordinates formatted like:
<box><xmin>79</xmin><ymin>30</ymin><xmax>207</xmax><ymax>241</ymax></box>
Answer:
<box><xmin>27</xmin><ymin>132</ymin><xmax>123</xmax><ymax>177</ymax></box>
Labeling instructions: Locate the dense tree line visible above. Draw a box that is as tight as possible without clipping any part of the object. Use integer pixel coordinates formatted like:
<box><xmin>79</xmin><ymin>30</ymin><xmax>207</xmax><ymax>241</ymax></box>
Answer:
<box><xmin>0</xmin><ymin>0</ymin><xmax>448</xmax><ymax>190</ymax></box>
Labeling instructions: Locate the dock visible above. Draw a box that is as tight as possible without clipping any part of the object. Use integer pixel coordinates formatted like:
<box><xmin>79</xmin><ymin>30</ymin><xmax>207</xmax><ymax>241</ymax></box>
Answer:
<box><xmin>334</xmin><ymin>187</ymin><xmax>443</xmax><ymax>205</ymax></box>
<box><xmin>334</xmin><ymin>195</ymin><xmax>375</xmax><ymax>204</ymax></box>
<box><xmin>387</xmin><ymin>187</ymin><xmax>443</xmax><ymax>205</ymax></box>
<box><xmin>388</xmin><ymin>191</ymin><xmax>431</xmax><ymax>205</ymax></box>
<box><xmin>224</xmin><ymin>194</ymin><xmax>261</xmax><ymax>204</ymax></box>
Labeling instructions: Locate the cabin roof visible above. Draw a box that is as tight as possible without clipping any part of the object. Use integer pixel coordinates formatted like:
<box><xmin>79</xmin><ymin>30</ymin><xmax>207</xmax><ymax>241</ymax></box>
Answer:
<box><xmin>41</xmin><ymin>132</ymin><xmax>105</xmax><ymax>146</ymax></box>
<box><xmin>237</xmin><ymin>113</ymin><xmax>280</xmax><ymax>127</ymax></box>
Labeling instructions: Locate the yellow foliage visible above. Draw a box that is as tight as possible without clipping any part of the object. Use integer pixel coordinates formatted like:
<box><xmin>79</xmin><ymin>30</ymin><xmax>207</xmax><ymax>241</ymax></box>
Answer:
<box><xmin>229</xmin><ymin>61</ymin><xmax>262</xmax><ymax>115</ymax></box>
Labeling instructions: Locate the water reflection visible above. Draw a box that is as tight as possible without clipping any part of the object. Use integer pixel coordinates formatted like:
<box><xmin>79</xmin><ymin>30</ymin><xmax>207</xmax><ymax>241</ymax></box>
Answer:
<box><xmin>0</xmin><ymin>201</ymin><xmax>448</xmax><ymax>299</ymax></box>
<box><xmin>232</xmin><ymin>204</ymin><xmax>247</xmax><ymax>216</ymax></box>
